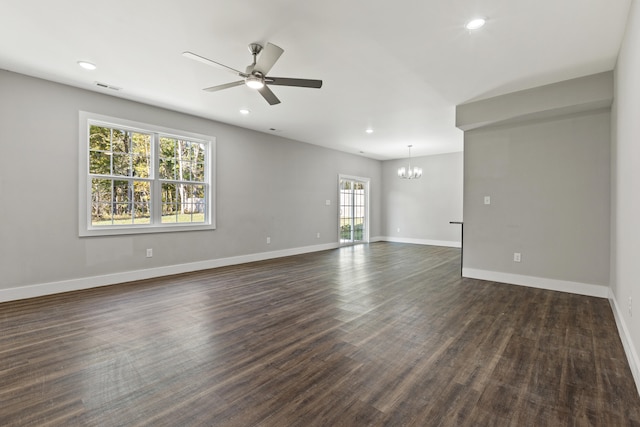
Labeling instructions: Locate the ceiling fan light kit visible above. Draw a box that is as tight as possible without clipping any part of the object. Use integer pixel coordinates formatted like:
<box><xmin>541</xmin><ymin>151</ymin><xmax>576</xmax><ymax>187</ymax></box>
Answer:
<box><xmin>183</xmin><ymin>42</ymin><xmax>322</xmax><ymax>105</ymax></box>
<box><xmin>245</xmin><ymin>74</ymin><xmax>264</xmax><ymax>89</ymax></box>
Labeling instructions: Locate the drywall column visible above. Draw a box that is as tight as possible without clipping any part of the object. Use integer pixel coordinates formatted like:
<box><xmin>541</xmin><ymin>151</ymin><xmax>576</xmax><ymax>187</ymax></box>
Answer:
<box><xmin>456</xmin><ymin>73</ymin><xmax>612</xmax><ymax>296</ymax></box>
<box><xmin>611</xmin><ymin>0</ymin><xmax>640</xmax><ymax>392</ymax></box>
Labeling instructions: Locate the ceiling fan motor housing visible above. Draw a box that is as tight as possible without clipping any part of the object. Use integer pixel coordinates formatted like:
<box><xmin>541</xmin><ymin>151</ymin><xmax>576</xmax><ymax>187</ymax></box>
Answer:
<box><xmin>248</xmin><ymin>43</ymin><xmax>263</xmax><ymax>56</ymax></box>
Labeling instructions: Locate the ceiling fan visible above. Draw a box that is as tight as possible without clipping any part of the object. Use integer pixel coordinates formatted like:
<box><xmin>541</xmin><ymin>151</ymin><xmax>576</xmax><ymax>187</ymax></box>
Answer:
<box><xmin>183</xmin><ymin>43</ymin><xmax>323</xmax><ymax>105</ymax></box>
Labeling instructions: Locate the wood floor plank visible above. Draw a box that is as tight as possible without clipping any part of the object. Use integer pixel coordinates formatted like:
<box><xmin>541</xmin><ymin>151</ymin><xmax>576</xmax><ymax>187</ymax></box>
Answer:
<box><xmin>1</xmin><ymin>242</ymin><xmax>639</xmax><ymax>426</ymax></box>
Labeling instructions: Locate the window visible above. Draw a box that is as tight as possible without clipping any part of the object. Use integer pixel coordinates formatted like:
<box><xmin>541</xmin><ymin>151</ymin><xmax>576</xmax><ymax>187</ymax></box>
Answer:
<box><xmin>79</xmin><ymin>112</ymin><xmax>215</xmax><ymax>236</ymax></box>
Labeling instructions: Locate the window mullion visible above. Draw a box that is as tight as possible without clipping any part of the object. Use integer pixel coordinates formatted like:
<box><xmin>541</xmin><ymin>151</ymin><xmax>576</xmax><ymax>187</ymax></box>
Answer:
<box><xmin>151</xmin><ymin>133</ymin><xmax>162</xmax><ymax>225</ymax></box>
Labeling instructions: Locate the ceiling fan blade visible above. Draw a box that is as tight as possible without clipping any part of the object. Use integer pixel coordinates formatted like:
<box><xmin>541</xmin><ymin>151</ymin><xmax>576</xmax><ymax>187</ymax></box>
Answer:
<box><xmin>203</xmin><ymin>81</ymin><xmax>244</xmax><ymax>92</ymax></box>
<box><xmin>182</xmin><ymin>51</ymin><xmax>247</xmax><ymax>77</ymax></box>
<box><xmin>257</xmin><ymin>85</ymin><xmax>281</xmax><ymax>105</ymax></box>
<box><xmin>266</xmin><ymin>77</ymin><xmax>323</xmax><ymax>89</ymax></box>
<box><xmin>254</xmin><ymin>43</ymin><xmax>284</xmax><ymax>75</ymax></box>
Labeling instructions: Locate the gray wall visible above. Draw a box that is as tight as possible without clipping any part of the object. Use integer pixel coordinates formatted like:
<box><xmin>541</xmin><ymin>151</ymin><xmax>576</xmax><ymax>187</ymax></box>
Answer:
<box><xmin>463</xmin><ymin>111</ymin><xmax>611</xmax><ymax>286</ymax></box>
<box><xmin>0</xmin><ymin>70</ymin><xmax>382</xmax><ymax>292</ymax></box>
<box><xmin>612</xmin><ymin>0</ymin><xmax>640</xmax><ymax>386</ymax></box>
<box><xmin>381</xmin><ymin>152</ymin><xmax>462</xmax><ymax>246</ymax></box>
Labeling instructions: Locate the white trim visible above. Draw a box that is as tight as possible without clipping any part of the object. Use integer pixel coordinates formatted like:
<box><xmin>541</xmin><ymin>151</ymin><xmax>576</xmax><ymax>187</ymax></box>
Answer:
<box><xmin>380</xmin><ymin>236</ymin><xmax>462</xmax><ymax>248</ymax></box>
<box><xmin>0</xmin><ymin>242</ymin><xmax>339</xmax><ymax>303</ymax></box>
<box><xmin>608</xmin><ymin>288</ymin><xmax>640</xmax><ymax>395</ymax></box>
<box><xmin>338</xmin><ymin>174</ymin><xmax>371</xmax><ymax>245</ymax></box>
<box><xmin>462</xmin><ymin>267</ymin><xmax>609</xmax><ymax>298</ymax></box>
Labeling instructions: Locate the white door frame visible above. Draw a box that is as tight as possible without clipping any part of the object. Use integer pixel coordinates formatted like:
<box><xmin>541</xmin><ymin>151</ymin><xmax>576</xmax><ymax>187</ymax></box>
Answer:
<box><xmin>338</xmin><ymin>174</ymin><xmax>370</xmax><ymax>246</ymax></box>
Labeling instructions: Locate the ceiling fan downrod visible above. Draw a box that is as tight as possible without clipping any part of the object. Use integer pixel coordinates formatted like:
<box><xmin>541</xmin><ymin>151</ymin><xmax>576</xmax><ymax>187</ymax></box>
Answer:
<box><xmin>248</xmin><ymin>43</ymin><xmax>263</xmax><ymax>65</ymax></box>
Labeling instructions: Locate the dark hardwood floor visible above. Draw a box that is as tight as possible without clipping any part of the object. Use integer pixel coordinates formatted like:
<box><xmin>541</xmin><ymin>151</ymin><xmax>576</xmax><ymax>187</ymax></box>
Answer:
<box><xmin>1</xmin><ymin>243</ymin><xmax>639</xmax><ymax>426</ymax></box>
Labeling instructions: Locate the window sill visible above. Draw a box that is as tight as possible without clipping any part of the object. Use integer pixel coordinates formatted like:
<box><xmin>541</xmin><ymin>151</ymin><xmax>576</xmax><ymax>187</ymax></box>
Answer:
<box><xmin>79</xmin><ymin>222</ymin><xmax>216</xmax><ymax>237</ymax></box>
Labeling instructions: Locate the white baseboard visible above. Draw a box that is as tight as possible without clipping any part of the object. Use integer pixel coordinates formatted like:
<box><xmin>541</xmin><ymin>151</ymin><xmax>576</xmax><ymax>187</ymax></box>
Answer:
<box><xmin>0</xmin><ymin>242</ymin><xmax>339</xmax><ymax>303</ymax></box>
<box><xmin>380</xmin><ymin>236</ymin><xmax>462</xmax><ymax>248</ymax></box>
<box><xmin>462</xmin><ymin>268</ymin><xmax>609</xmax><ymax>298</ymax></box>
<box><xmin>608</xmin><ymin>289</ymin><xmax>640</xmax><ymax>395</ymax></box>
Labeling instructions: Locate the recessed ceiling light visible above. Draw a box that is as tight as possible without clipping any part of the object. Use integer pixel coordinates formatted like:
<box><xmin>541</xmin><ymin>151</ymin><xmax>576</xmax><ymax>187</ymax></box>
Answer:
<box><xmin>465</xmin><ymin>18</ymin><xmax>486</xmax><ymax>30</ymax></box>
<box><xmin>239</xmin><ymin>109</ymin><xmax>250</xmax><ymax>115</ymax></box>
<box><xmin>365</xmin><ymin>129</ymin><xmax>374</xmax><ymax>134</ymax></box>
<box><xmin>77</xmin><ymin>61</ymin><xmax>96</xmax><ymax>70</ymax></box>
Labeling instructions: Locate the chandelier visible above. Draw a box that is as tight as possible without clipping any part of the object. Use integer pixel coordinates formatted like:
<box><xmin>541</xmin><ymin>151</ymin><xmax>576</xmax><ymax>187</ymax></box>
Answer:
<box><xmin>397</xmin><ymin>145</ymin><xmax>422</xmax><ymax>179</ymax></box>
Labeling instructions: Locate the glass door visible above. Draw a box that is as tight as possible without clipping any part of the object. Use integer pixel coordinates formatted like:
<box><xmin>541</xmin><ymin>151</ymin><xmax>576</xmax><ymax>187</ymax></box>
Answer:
<box><xmin>339</xmin><ymin>175</ymin><xmax>369</xmax><ymax>245</ymax></box>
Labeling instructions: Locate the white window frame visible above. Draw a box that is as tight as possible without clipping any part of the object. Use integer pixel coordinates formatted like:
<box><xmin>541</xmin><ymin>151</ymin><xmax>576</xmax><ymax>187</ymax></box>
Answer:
<box><xmin>79</xmin><ymin>111</ymin><xmax>216</xmax><ymax>237</ymax></box>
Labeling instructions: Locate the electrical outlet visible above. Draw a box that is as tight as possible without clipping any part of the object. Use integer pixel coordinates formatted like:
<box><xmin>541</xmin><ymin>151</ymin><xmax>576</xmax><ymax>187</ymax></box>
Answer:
<box><xmin>266</xmin><ymin>237</ymin><xmax>271</xmax><ymax>244</ymax></box>
<box><xmin>629</xmin><ymin>297</ymin><xmax>633</xmax><ymax>317</ymax></box>
<box><xmin>397</xmin><ymin>227</ymin><xmax>400</xmax><ymax>233</ymax></box>
<box><xmin>325</xmin><ymin>200</ymin><xmax>331</xmax><ymax>206</ymax></box>
<box><xmin>316</xmin><ymin>232</ymin><xmax>320</xmax><ymax>239</ymax></box>
<box><xmin>146</xmin><ymin>248</ymin><xmax>153</xmax><ymax>258</ymax></box>
<box><xmin>484</xmin><ymin>196</ymin><xmax>491</xmax><ymax>205</ymax></box>
<box><xmin>513</xmin><ymin>252</ymin><xmax>521</xmax><ymax>262</ymax></box>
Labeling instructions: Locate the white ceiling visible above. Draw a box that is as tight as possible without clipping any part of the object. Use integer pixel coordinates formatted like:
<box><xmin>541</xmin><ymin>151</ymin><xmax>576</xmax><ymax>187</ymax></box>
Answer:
<box><xmin>0</xmin><ymin>0</ymin><xmax>631</xmax><ymax>160</ymax></box>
